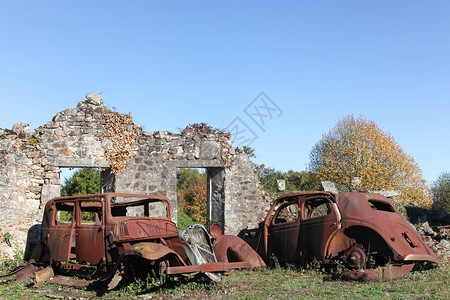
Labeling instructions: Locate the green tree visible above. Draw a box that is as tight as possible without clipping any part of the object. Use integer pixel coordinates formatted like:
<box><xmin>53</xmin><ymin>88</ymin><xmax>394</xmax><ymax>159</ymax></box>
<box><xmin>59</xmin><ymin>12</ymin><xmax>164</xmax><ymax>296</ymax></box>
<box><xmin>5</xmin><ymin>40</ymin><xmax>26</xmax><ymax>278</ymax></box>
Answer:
<box><xmin>246</xmin><ymin>147</ymin><xmax>319</xmax><ymax>197</ymax></box>
<box><xmin>61</xmin><ymin>168</ymin><xmax>101</xmax><ymax>196</ymax></box>
<box><xmin>431</xmin><ymin>172</ymin><xmax>450</xmax><ymax>213</ymax></box>
<box><xmin>255</xmin><ymin>164</ymin><xmax>320</xmax><ymax>198</ymax></box>
<box><xmin>243</xmin><ymin>146</ymin><xmax>256</xmax><ymax>159</ymax></box>
<box><xmin>309</xmin><ymin>114</ymin><xmax>432</xmax><ymax>207</ymax></box>
<box><xmin>285</xmin><ymin>170</ymin><xmax>320</xmax><ymax>191</ymax></box>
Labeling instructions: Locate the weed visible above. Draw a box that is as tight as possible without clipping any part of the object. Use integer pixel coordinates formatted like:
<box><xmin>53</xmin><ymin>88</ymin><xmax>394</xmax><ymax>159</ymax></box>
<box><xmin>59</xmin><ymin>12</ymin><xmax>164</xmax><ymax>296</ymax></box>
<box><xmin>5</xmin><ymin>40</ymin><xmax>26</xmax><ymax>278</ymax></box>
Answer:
<box><xmin>269</xmin><ymin>253</ymin><xmax>281</xmax><ymax>269</ymax></box>
<box><xmin>28</xmin><ymin>137</ymin><xmax>40</xmax><ymax>146</ymax></box>
<box><xmin>0</xmin><ymin>232</ymin><xmax>25</xmax><ymax>275</ymax></box>
<box><xmin>0</xmin><ymin>256</ymin><xmax>17</xmax><ymax>275</ymax></box>
<box><xmin>376</xmin><ymin>265</ymin><xmax>383</xmax><ymax>281</ymax></box>
<box><xmin>118</xmin><ymin>280</ymin><xmax>141</xmax><ymax>297</ymax></box>
<box><xmin>386</xmin><ymin>263</ymin><xmax>393</xmax><ymax>280</ymax></box>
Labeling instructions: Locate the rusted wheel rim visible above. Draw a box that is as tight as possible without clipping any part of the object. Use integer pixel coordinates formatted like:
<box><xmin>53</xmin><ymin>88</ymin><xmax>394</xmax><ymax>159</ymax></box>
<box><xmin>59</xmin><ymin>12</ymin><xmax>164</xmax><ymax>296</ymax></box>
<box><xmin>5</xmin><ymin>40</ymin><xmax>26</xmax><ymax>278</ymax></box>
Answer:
<box><xmin>345</xmin><ymin>246</ymin><xmax>367</xmax><ymax>270</ymax></box>
<box><xmin>342</xmin><ymin>244</ymin><xmax>368</xmax><ymax>270</ymax></box>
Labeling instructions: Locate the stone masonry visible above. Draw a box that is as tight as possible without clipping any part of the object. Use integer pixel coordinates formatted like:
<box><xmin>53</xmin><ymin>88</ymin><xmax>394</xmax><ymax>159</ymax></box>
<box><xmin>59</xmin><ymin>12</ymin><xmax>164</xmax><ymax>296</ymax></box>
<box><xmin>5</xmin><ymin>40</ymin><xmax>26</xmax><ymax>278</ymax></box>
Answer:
<box><xmin>0</xmin><ymin>94</ymin><xmax>270</xmax><ymax>260</ymax></box>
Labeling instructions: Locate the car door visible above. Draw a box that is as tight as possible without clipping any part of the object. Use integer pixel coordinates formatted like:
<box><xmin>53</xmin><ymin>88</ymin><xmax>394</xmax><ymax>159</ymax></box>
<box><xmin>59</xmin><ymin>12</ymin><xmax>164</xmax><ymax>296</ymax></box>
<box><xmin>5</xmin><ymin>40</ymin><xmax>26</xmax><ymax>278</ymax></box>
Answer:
<box><xmin>75</xmin><ymin>200</ymin><xmax>105</xmax><ymax>265</ymax></box>
<box><xmin>299</xmin><ymin>195</ymin><xmax>340</xmax><ymax>262</ymax></box>
<box><xmin>48</xmin><ymin>200</ymin><xmax>76</xmax><ymax>267</ymax></box>
<box><xmin>268</xmin><ymin>198</ymin><xmax>301</xmax><ymax>263</ymax></box>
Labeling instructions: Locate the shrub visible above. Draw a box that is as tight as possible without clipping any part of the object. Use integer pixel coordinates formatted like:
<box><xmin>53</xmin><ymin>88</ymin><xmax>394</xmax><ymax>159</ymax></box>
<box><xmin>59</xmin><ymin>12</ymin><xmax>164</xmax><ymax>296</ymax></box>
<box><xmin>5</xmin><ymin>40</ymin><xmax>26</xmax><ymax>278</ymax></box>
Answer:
<box><xmin>431</xmin><ymin>172</ymin><xmax>450</xmax><ymax>213</ymax></box>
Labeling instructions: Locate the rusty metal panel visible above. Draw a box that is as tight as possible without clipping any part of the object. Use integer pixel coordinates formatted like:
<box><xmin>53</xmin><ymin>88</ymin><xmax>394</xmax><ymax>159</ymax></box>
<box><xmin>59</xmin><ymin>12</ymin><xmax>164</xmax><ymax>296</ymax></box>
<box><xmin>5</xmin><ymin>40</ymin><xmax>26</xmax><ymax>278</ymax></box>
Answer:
<box><xmin>298</xmin><ymin>195</ymin><xmax>340</xmax><ymax>262</ymax></box>
<box><xmin>166</xmin><ymin>262</ymin><xmax>250</xmax><ymax>275</ymax></box>
<box><xmin>48</xmin><ymin>223</ymin><xmax>74</xmax><ymax>267</ymax></box>
<box><xmin>75</xmin><ymin>200</ymin><xmax>105</xmax><ymax>265</ymax></box>
<box><xmin>75</xmin><ymin>225</ymin><xmax>104</xmax><ymax>265</ymax></box>
<box><xmin>268</xmin><ymin>200</ymin><xmax>301</xmax><ymax>262</ymax></box>
<box><xmin>0</xmin><ymin>263</ymin><xmax>40</xmax><ymax>283</ymax></box>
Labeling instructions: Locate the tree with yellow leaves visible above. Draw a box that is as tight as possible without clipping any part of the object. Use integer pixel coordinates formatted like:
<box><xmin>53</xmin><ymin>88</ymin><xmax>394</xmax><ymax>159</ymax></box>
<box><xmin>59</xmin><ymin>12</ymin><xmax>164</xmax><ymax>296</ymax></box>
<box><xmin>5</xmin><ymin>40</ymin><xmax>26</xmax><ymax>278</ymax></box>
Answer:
<box><xmin>309</xmin><ymin>114</ymin><xmax>432</xmax><ymax>207</ymax></box>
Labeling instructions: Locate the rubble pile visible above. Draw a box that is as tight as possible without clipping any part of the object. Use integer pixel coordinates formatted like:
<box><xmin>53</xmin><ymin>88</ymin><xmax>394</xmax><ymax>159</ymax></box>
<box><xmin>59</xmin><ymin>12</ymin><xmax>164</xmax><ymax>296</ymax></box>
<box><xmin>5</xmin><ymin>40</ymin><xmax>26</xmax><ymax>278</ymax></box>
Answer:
<box><xmin>416</xmin><ymin>222</ymin><xmax>450</xmax><ymax>261</ymax></box>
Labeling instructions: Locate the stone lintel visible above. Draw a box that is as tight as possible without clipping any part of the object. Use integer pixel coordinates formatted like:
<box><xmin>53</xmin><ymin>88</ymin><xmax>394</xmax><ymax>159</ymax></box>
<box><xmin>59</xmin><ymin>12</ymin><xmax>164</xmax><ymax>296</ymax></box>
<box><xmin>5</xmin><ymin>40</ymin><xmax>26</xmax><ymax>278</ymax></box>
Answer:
<box><xmin>172</xmin><ymin>160</ymin><xmax>222</xmax><ymax>168</ymax></box>
<box><xmin>42</xmin><ymin>158</ymin><xmax>110</xmax><ymax>168</ymax></box>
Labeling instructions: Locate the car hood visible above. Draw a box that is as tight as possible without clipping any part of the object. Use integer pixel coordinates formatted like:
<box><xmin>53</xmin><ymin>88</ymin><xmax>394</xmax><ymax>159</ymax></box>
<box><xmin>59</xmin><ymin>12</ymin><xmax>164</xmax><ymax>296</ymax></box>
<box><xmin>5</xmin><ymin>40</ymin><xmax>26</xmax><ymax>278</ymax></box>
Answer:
<box><xmin>111</xmin><ymin>217</ymin><xmax>179</xmax><ymax>241</ymax></box>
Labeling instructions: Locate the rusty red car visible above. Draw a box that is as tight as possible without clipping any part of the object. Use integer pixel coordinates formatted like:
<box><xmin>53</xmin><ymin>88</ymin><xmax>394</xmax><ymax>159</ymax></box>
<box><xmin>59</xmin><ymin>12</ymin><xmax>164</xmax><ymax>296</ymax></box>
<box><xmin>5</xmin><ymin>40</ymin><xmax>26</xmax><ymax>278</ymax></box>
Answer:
<box><xmin>2</xmin><ymin>193</ymin><xmax>264</xmax><ymax>288</ymax></box>
<box><xmin>238</xmin><ymin>191</ymin><xmax>442</xmax><ymax>281</ymax></box>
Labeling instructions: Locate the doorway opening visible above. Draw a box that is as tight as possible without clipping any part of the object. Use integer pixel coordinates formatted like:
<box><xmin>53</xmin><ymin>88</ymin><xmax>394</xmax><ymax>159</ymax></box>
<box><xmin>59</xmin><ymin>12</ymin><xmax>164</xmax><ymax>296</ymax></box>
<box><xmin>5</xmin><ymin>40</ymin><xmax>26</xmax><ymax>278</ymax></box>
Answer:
<box><xmin>176</xmin><ymin>168</ymin><xmax>208</xmax><ymax>229</ymax></box>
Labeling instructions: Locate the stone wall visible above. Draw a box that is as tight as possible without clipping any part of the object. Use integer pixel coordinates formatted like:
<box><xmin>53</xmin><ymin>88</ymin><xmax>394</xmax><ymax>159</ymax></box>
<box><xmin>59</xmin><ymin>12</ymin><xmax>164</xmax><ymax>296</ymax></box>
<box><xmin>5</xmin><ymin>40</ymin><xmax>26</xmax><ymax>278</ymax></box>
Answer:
<box><xmin>0</xmin><ymin>123</ymin><xmax>44</xmax><ymax>261</ymax></box>
<box><xmin>0</xmin><ymin>94</ymin><xmax>270</xmax><ymax>260</ymax></box>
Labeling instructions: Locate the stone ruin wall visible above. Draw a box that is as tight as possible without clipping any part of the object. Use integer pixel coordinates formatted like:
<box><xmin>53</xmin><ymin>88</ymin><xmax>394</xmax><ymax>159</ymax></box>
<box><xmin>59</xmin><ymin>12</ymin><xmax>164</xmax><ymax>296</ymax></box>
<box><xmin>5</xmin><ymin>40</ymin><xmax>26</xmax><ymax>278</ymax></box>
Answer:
<box><xmin>0</xmin><ymin>95</ymin><xmax>271</xmax><ymax>260</ymax></box>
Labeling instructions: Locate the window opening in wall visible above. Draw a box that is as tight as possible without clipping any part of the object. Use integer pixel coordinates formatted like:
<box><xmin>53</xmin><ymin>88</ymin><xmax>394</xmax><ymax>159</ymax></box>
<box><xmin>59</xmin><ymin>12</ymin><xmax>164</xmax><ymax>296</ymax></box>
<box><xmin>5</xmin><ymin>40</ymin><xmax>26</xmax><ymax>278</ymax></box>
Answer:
<box><xmin>60</xmin><ymin>168</ymin><xmax>101</xmax><ymax>196</ymax></box>
<box><xmin>176</xmin><ymin>168</ymin><xmax>208</xmax><ymax>229</ymax></box>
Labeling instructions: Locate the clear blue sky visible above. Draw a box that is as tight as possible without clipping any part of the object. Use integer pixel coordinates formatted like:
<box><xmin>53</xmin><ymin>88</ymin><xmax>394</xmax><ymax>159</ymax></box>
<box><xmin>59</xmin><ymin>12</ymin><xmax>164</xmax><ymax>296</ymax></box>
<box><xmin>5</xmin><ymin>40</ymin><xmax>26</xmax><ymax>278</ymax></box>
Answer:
<box><xmin>1</xmin><ymin>1</ymin><xmax>449</xmax><ymax>183</ymax></box>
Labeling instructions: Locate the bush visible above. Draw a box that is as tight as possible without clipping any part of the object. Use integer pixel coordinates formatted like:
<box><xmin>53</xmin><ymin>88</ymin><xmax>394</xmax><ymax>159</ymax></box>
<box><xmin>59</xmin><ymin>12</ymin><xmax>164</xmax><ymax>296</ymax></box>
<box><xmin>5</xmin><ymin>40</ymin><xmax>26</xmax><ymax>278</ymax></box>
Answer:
<box><xmin>431</xmin><ymin>172</ymin><xmax>450</xmax><ymax>213</ymax></box>
<box><xmin>177</xmin><ymin>211</ymin><xmax>195</xmax><ymax>230</ymax></box>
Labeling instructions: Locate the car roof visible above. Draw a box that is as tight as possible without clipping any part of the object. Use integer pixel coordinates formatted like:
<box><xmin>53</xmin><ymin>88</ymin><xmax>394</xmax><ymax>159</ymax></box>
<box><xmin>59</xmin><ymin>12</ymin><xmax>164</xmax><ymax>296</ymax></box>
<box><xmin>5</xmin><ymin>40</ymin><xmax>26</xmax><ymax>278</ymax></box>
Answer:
<box><xmin>275</xmin><ymin>191</ymin><xmax>336</xmax><ymax>201</ymax></box>
<box><xmin>47</xmin><ymin>192</ymin><xmax>170</xmax><ymax>202</ymax></box>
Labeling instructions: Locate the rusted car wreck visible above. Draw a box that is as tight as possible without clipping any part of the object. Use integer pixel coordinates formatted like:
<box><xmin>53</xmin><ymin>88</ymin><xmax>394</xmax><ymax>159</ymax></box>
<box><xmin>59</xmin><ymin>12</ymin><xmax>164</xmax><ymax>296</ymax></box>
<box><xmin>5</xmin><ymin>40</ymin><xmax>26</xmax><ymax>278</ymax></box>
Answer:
<box><xmin>239</xmin><ymin>191</ymin><xmax>442</xmax><ymax>281</ymax></box>
<box><xmin>2</xmin><ymin>193</ymin><xmax>264</xmax><ymax>288</ymax></box>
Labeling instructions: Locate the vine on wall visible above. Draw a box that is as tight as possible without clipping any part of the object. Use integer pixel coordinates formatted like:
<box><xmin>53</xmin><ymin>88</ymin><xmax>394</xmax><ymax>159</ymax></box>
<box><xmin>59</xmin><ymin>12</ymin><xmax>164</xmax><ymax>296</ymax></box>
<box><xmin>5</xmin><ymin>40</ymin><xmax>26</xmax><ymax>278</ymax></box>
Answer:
<box><xmin>101</xmin><ymin>112</ymin><xmax>141</xmax><ymax>175</ymax></box>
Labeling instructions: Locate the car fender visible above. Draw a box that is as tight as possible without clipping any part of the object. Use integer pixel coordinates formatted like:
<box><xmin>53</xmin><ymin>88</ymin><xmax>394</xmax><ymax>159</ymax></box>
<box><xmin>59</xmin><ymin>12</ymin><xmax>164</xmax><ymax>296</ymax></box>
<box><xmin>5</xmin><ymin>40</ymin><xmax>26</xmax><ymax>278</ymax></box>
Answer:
<box><xmin>210</xmin><ymin>223</ymin><xmax>265</xmax><ymax>268</ymax></box>
<box><xmin>213</xmin><ymin>235</ymin><xmax>266</xmax><ymax>268</ymax></box>
<box><xmin>326</xmin><ymin>222</ymin><xmax>396</xmax><ymax>259</ymax></box>
<box><xmin>327</xmin><ymin>220</ymin><xmax>440</xmax><ymax>264</ymax></box>
<box><xmin>122</xmin><ymin>242</ymin><xmax>185</xmax><ymax>266</ymax></box>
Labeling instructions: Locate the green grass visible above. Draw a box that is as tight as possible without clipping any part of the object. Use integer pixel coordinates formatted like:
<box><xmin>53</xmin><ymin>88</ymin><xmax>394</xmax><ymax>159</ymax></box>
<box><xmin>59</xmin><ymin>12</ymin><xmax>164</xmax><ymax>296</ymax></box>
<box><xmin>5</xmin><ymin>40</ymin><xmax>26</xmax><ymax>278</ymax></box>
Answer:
<box><xmin>0</xmin><ymin>282</ymin><xmax>45</xmax><ymax>299</ymax></box>
<box><xmin>0</xmin><ymin>263</ymin><xmax>448</xmax><ymax>299</ymax></box>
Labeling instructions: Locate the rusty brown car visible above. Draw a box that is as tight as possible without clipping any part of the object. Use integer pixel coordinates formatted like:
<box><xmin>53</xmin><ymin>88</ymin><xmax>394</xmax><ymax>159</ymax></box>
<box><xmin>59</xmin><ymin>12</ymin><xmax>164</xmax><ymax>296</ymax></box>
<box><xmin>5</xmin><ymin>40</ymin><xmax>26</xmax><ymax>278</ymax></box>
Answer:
<box><xmin>2</xmin><ymin>193</ymin><xmax>264</xmax><ymax>288</ymax></box>
<box><xmin>238</xmin><ymin>191</ymin><xmax>442</xmax><ymax>281</ymax></box>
